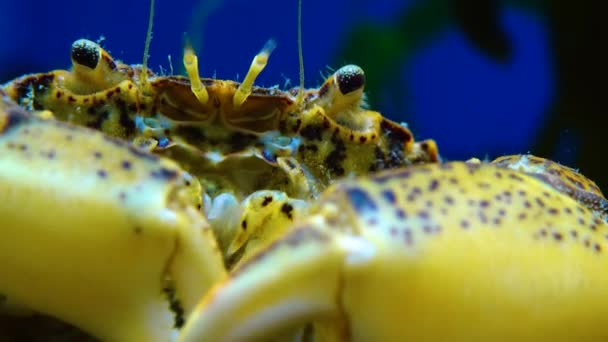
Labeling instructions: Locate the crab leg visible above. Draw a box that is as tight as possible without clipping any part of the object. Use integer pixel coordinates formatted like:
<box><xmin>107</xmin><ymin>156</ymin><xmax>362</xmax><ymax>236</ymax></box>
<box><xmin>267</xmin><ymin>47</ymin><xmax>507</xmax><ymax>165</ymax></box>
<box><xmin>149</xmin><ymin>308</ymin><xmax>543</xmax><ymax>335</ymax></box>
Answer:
<box><xmin>233</xmin><ymin>39</ymin><xmax>277</xmax><ymax>109</ymax></box>
<box><xmin>178</xmin><ymin>225</ymin><xmax>350</xmax><ymax>342</ymax></box>
<box><xmin>226</xmin><ymin>190</ymin><xmax>308</xmax><ymax>266</ymax></box>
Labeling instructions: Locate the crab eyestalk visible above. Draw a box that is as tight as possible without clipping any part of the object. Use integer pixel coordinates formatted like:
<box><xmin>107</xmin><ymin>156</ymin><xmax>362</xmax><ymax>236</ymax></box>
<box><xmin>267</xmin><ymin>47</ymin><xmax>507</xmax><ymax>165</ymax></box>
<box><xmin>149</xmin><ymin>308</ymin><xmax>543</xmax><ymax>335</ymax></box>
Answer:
<box><xmin>315</xmin><ymin>64</ymin><xmax>366</xmax><ymax>117</ymax></box>
<box><xmin>68</xmin><ymin>39</ymin><xmax>127</xmax><ymax>93</ymax></box>
<box><xmin>233</xmin><ymin>39</ymin><xmax>277</xmax><ymax>109</ymax></box>
<box><xmin>178</xmin><ymin>225</ymin><xmax>350</xmax><ymax>342</ymax></box>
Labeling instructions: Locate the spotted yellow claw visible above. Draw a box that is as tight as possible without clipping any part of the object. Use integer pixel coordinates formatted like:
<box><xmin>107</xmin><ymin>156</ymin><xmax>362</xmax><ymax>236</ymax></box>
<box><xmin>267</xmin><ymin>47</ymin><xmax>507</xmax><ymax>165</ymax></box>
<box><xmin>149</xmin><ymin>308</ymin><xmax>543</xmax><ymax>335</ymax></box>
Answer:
<box><xmin>0</xmin><ymin>92</ymin><xmax>226</xmax><ymax>342</ymax></box>
<box><xmin>179</xmin><ymin>162</ymin><xmax>608</xmax><ymax>341</ymax></box>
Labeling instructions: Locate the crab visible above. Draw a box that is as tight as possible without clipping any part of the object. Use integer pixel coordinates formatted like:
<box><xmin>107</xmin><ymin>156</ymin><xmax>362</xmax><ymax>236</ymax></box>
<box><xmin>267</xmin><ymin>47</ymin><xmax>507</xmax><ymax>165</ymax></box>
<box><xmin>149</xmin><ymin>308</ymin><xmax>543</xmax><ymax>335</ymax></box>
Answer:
<box><xmin>178</xmin><ymin>158</ymin><xmax>608</xmax><ymax>341</ymax></box>
<box><xmin>4</xmin><ymin>82</ymin><xmax>607</xmax><ymax>341</ymax></box>
<box><xmin>2</xmin><ymin>0</ymin><xmax>607</xmax><ymax>341</ymax></box>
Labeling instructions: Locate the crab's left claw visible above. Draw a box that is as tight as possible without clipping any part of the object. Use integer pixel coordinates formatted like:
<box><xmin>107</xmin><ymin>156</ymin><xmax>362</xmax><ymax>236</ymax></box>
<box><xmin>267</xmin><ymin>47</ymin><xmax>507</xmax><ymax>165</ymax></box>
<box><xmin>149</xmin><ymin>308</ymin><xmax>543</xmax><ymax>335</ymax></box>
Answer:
<box><xmin>178</xmin><ymin>225</ymin><xmax>351</xmax><ymax>342</ymax></box>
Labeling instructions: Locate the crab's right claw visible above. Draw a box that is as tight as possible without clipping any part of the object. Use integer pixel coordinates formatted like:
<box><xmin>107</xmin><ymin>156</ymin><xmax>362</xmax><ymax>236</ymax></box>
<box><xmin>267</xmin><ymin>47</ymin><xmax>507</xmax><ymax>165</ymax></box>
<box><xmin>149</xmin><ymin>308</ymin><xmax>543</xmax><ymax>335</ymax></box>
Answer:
<box><xmin>178</xmin><ymin>226</ymin><xmax>347</xmax><ymax>342</ymax></box>
<box><xmin>0</xmin><ymin>98</ymin><xmax>226</xmax><ymax>342</ymax></box>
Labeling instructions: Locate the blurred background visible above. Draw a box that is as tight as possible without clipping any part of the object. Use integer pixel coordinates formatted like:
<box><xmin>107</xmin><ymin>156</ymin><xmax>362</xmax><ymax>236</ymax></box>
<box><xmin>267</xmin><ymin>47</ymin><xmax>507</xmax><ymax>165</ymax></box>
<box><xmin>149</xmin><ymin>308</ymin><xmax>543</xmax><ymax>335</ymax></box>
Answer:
<box><xmin>1</xmin><ymin>0</ymin><xmax>606</xmax><ymax>189</ymax></box>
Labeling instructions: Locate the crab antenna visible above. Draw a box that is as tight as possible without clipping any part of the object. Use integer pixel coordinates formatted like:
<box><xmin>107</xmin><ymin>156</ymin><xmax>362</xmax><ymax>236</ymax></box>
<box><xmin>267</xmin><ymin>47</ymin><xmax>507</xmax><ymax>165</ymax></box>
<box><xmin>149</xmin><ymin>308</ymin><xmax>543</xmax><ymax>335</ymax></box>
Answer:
<box><xmin>183</xmin><ymin>38</ymin><xmax>209</xmax><ymax>105</ymax></box>
<box><xmin>141</xmin><ymin>0</ymin><xmax>155</xmax><ymax>92</ymax></box>
<box><xmin>295</xmin><ymin>0</ymin><xmax>305</xmax><ymax>105</ymax></box>
<box><xmin>233</xmin><ymin>39</ymin><xmax>277</xmax><ymax>109</ymax></box>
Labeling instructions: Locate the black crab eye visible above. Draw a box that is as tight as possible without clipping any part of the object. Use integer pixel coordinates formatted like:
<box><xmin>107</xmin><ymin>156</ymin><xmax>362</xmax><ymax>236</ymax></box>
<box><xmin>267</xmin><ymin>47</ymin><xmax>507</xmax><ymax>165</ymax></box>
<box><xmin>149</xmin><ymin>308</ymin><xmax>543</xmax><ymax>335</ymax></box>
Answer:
<box><xmin>335</xmin><ymin>64</ymin><xmax>366</xmax><ymax>95</ymax></box>
<box><xmin>71</xmin><ymin>39</ymin><xmax>100</xmax><ymax>70</ymax></box>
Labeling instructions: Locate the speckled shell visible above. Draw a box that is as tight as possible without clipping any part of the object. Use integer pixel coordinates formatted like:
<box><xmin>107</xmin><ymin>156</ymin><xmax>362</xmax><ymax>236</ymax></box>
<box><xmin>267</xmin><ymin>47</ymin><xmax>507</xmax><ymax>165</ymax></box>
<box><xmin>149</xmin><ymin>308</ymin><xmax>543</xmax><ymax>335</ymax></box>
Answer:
<box><xmin>492</xmin><ymin>154</ymin><xmax>608</xmax><ymax>221</ymax></box>
<box><xmin>1</xmin><ymin>40</ymin><xmax>440</xmax><ymax>201</ymax></box>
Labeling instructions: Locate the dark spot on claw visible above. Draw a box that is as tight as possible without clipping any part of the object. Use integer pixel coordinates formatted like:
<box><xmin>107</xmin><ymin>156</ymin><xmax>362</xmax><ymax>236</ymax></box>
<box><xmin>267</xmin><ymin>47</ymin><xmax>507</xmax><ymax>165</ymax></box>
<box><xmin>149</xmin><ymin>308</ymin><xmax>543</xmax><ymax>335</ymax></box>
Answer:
<box><xmin>127</xmin><ymin>144</ymin><xmax>159</xmax><ymax>161</ymax></box>
<box><xmin>1</xmin><ymin>109</ymin><xmax>29</xmax><ymax>134</ymax></box>
<box><xmin>460</xmin><ymin>220</ymin><xmax>470</xmax><ymax>229</ymax></box>
<box><xmin>428</xmin><ymin>179</ymin><xmax>439</xmax><ymax>191</ymax></box>
<box><xmin>261</xmin><ymin>196</ymin><xmax>273</xmax><ymax>207</ymax></box>
<box><xmin>553</xmin><ymin>232</ymin><xmax>563</xmax><ymax>241</ymax></box>
<box><xmin>281</xmin><ymin>203</ymin><xmax>294</xmax><ymax>220</ymax></box>
<box><xmin>382</xmin><ymin>189</ymin><xmax>396</xmax><ymax>204</ymax></box>
<box><xmin>150</xmin><ymin>167</ymin><xmax>178</xmax><ymax>181</ymax></box>
<box><xmin>346</xmin><ymin>188</ymin><xmax>378</xmax><ymax>213</ymax></box>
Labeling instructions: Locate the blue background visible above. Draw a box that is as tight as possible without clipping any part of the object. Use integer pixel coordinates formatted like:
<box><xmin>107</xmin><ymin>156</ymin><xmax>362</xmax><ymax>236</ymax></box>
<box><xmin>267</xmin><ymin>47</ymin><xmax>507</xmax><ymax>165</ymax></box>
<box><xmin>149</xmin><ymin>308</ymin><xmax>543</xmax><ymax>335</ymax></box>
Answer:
<box><xmin>0</xmin><ymin>0</ymin><xmax>602</xmax><ymax>188</ymax></box>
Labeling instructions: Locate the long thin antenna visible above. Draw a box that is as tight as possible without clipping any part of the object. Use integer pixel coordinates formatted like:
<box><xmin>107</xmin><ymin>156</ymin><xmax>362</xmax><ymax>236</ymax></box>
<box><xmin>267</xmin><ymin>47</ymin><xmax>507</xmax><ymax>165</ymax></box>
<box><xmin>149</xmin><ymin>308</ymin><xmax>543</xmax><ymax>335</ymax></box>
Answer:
<box><xmin>141</xmin><ymin>0</ymin><xmax>155</xmax><ymax>89</ymax></box>
<box><xmin>295</xmin><ymin>0</ymin><xmax>305</xmax><ymax>105</ymax></box>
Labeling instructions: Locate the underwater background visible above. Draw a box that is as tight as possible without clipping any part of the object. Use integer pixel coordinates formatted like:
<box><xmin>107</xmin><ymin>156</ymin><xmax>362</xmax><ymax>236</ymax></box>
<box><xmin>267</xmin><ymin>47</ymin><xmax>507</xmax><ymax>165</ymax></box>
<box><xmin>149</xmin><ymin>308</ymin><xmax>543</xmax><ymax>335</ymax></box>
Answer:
<box><xmin>1</xmin><ymin>0</ymin><xmax>605</xmax><ymax>188</ymax></box>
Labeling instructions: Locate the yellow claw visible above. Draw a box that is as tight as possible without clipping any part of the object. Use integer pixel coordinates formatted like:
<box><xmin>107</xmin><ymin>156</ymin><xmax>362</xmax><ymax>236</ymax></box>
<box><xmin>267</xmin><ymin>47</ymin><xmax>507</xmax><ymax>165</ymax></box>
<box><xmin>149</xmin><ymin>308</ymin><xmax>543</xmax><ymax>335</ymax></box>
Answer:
<box><xmin>183</xmin><ymin>45</ymin><xmax>209</xmax><ymax>105</ymax></box>
<box><xmin>233</xmin><ymin>39</ymin><xmax>277</xmax><ymax>109</ymax></box>
<box><xmin>0</xmin><ymin>96</ymin><xmax>226</xmax><ymax>342</ymax></box>
<box><xmin>178</xmin><ymin>162</ymin><xmax>608</xmax><ymax>341</ymax></box>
